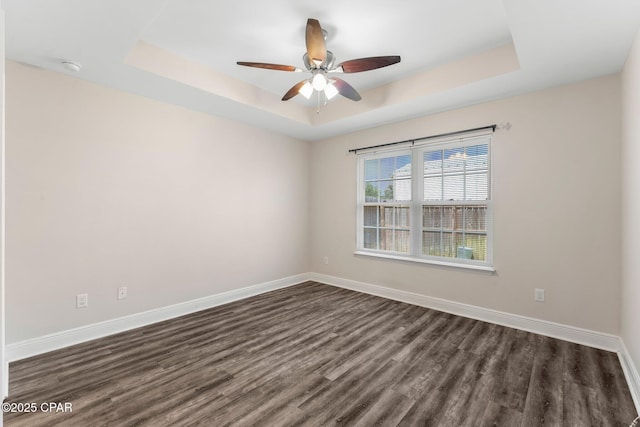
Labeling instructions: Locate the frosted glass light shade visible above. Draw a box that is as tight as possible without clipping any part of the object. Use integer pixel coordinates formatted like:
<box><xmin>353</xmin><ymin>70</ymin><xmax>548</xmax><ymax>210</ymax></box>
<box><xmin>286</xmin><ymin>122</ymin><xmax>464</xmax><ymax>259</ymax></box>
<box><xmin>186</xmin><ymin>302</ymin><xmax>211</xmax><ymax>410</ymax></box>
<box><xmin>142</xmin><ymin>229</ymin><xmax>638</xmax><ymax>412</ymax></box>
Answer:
<box><xmin>312</xmin><ymin>73</ymin><xmax>328</xmax><ymax>91</ymax></box>
<box><xmin>299</xmin><ymin>81</ymin><xmax>313</xmax><ymax>99</ymax></box>
<box><xmin>324</xmin><ymin>83</ymin><xmax>339</xmax><ymax>100</ymax></box>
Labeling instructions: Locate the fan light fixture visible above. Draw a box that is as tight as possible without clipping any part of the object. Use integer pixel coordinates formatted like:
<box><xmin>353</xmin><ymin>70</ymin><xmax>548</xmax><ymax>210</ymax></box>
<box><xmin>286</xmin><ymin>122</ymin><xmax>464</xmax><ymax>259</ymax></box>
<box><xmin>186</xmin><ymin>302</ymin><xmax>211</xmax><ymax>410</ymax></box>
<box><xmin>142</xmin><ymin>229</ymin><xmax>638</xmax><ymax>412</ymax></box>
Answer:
<box><xmin>298</xmin><ymin>75</ymin><xmax>338</xmax><ymax>101</ymax></box>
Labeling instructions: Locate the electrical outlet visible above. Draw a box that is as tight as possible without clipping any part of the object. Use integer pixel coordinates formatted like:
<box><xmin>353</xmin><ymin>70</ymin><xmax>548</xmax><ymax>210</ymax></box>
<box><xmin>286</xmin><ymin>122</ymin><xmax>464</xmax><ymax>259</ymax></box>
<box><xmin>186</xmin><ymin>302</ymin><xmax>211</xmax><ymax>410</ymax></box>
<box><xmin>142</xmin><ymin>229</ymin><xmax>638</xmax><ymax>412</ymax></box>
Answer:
<box><xmin>76</xmin><ymin>293</ymin><xmax>88</xmax><ymax>309</ymax></box>
<box><xmin>118</xmin><ymin>286</ymin><xmax>127</xmax><ymax>300</ymax></box>
<box><xmin>323</xmin><ymin>256</ymin><xmax>329</xmax><ymax>265</ymax></box>
<box><xmin>535</xmin><ymin>288</ymin><xmax>545</xmax><ymax>302</ymax></box>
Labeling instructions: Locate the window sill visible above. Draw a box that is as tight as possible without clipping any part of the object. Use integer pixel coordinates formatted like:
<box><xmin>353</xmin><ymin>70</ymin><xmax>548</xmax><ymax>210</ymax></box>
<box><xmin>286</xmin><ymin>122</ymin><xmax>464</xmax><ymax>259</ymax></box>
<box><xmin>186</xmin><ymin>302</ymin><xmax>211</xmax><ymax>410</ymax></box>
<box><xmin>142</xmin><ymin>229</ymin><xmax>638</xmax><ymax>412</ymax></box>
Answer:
<box><xmin>354</xmin><ymin>250</ymin><xmax>496</xmax><ymax>272</ymax></box>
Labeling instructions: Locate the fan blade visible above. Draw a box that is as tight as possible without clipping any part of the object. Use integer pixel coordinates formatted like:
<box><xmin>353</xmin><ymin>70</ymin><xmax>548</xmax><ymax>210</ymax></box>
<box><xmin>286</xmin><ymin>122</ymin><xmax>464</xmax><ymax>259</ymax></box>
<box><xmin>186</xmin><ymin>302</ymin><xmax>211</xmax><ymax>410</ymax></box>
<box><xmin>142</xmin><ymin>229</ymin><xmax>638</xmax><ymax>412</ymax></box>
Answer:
<box><xmin>336</xmin><ymin>56</ymin><xmax>401</xmax><ymax>73</ymax></box>
<box><xmin>333</xmin><ymin>78</ymin><xmax>361</xmax><ymax>101</ymax></box>
<box><xmin>237</xmin><ymin>61</ymin><xmax>302</xmax><ymax>72</ymax></box>
<box><xmin>305</xmin><ymin>19</ymin><xmax>326</xmax><ymax>66</ymax></box>
<box><xmin>282</xmin><ymin>80</ymin><xmax>307</xmax><ymax>101</ymax></box>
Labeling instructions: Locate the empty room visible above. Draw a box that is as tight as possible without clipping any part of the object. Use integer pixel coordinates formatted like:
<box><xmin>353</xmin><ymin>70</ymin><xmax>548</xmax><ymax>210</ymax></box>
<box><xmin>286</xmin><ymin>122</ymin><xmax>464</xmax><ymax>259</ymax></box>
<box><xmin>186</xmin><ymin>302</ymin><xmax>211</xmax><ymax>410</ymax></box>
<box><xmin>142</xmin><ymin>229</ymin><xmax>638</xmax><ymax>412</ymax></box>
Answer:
<box><xmin>1</xmin><ymin>0</ymin><xmax>639</xmax><ymax>426</ymax></box>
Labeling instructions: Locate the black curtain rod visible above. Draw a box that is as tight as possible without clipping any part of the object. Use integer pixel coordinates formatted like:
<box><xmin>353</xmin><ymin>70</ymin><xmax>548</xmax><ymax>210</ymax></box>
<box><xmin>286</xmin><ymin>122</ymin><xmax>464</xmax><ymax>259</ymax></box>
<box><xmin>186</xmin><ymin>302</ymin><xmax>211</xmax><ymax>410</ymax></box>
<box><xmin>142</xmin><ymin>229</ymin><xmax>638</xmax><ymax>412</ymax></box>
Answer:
<box><xmin>348</xmin><ymin>124</ymin><xmax>497</xmax><ymax>154</ymax></box>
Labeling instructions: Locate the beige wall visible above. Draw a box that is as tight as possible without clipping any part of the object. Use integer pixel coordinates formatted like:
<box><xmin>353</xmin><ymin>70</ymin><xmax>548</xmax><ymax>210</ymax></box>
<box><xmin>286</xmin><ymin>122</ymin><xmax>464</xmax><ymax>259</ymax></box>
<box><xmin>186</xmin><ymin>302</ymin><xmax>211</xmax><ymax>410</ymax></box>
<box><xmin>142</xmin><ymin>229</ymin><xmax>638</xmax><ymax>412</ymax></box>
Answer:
<box><xmin>310</xmin><ymin>75</ymin><xmax>622</xmax><ymax>334</ymax></box>
<box><xmin>4</xmin><ymin>57</ymin><xmax>627</xmax><ymax>346</ymax></box>
<box><xmin>622</xmin><ymin>29</ymin><xmax>640</xmax><ymax>380</ymax></box>
<box><xmin>5</xmin><ymin>61</ymin><xmax>310</xmax><ymax>343</ymax></box>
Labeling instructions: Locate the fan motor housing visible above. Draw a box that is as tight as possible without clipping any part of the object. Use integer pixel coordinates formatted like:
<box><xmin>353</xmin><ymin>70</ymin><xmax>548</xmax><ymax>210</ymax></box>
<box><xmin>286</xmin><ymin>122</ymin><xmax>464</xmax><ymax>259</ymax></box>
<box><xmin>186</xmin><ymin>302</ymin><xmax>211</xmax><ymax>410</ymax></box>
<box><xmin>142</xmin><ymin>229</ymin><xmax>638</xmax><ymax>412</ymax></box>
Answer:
<box><xmin>303</xmin><ymin>51</ymin><xmax>335</xmax><ymax>71</ymax></box>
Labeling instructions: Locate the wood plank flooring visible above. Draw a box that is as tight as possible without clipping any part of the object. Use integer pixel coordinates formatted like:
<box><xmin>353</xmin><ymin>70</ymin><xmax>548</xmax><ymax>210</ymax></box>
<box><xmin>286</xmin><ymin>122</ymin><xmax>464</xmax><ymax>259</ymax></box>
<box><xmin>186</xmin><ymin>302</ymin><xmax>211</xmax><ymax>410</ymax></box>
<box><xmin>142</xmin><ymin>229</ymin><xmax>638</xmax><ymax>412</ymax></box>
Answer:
<box><xmin>4</xmin><ymin>281</ymin><xmax>638</xmax><ymax>426</ymax></box>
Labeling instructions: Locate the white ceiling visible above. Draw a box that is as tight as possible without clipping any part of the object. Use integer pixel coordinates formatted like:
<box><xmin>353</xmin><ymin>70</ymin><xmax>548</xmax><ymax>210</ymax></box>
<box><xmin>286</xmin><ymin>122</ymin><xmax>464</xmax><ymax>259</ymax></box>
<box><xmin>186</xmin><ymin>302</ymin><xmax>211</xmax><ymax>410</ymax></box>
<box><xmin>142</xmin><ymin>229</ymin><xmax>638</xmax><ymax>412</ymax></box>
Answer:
<box><xmin>4</xmin><ymin>0</ymin><xmax>640</xmax><ymax>141</ymax></box>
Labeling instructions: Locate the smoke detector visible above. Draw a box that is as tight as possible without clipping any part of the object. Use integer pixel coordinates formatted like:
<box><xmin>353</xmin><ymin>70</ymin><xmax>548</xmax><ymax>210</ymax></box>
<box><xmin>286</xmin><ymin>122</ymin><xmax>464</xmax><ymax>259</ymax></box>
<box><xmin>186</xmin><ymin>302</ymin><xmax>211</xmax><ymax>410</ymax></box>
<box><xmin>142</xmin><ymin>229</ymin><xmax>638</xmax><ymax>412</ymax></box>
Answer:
<box><xmin>61</xmin><ymin>61</ymin><xmax>82</xmax><ymax>72</ymax></box>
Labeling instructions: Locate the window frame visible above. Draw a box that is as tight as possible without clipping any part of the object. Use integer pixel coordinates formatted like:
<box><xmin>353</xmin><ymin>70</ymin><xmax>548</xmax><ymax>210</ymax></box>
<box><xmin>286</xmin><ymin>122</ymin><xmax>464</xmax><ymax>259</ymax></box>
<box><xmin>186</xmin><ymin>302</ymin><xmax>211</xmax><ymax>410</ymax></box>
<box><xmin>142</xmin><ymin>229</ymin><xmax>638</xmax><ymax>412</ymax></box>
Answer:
<box><xmin>356</xmin><ymin>134</ymin><xmax>494</xmax><ymax>271</ymax></box>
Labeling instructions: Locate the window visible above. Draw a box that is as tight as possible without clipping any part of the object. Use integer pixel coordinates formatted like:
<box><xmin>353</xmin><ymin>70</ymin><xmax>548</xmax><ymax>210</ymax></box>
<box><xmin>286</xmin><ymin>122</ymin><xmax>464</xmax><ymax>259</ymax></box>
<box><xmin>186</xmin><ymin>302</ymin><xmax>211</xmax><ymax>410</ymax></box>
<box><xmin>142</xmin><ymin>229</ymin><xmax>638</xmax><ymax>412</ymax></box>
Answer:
<box><xmin>362</xmin><ymin>152</ymin><xmax>412</xmax><ymax>253</ymax></box>
<box><xmin>357</xmin><ymin>134</ymin><xmax>492</xmax><ymax>269</ymax></box>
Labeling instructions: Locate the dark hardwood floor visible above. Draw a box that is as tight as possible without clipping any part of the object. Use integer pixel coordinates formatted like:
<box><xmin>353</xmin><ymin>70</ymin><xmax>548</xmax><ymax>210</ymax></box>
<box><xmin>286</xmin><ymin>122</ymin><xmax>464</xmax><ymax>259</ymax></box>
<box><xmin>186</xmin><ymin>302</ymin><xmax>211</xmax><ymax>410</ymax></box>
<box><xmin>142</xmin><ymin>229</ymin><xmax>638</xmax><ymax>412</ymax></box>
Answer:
<box><xmin>4</xmin><ymin>281</ymin><xmax>638</xmax><ymax>426</ymax></box>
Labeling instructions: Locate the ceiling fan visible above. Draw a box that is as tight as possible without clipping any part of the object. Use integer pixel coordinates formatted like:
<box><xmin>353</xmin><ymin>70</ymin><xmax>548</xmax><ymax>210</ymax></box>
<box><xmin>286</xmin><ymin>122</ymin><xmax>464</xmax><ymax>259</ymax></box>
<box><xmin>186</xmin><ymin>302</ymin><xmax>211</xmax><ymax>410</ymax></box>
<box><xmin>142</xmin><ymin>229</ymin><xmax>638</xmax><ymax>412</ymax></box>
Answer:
<box><xmin>237</xmin><ymin>18</ymin><xmax>401</xmax><ymax>103</ymax></box>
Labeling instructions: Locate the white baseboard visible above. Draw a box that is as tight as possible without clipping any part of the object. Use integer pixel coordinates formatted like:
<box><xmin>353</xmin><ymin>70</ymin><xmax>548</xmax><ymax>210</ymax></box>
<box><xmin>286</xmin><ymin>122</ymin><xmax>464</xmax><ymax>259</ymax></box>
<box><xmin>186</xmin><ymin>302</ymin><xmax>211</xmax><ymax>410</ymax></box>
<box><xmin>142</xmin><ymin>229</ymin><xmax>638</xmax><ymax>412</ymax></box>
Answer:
<box><xmin>309</xmin><ymin>272</ymin><xmax>622</xmax><ymax>352</ymax></box>
<box><xmin>619</xmin><ymin>341</ymin><xmax>640</xmax><ymax>416</ymax></box>
<box><xmin>6</xmin><ymin>273</ymin><xmax>310</xmax><ymax>362</ymax></box>
<box><xmin>8</xmin><ymin>271</ymin><xmax>623</xmax><ymax>359</ymax></box>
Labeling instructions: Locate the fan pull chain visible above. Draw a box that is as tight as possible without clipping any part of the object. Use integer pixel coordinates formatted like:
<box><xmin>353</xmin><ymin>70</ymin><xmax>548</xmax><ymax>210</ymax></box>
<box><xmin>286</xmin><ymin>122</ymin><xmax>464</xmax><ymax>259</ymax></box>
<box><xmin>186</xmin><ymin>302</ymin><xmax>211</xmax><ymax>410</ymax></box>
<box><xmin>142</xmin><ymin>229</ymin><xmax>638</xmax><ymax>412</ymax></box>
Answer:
<box><xmin>315</xmin><ymin>90</ymin><xmax>330</xmax><ymax>114</ymax></box>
